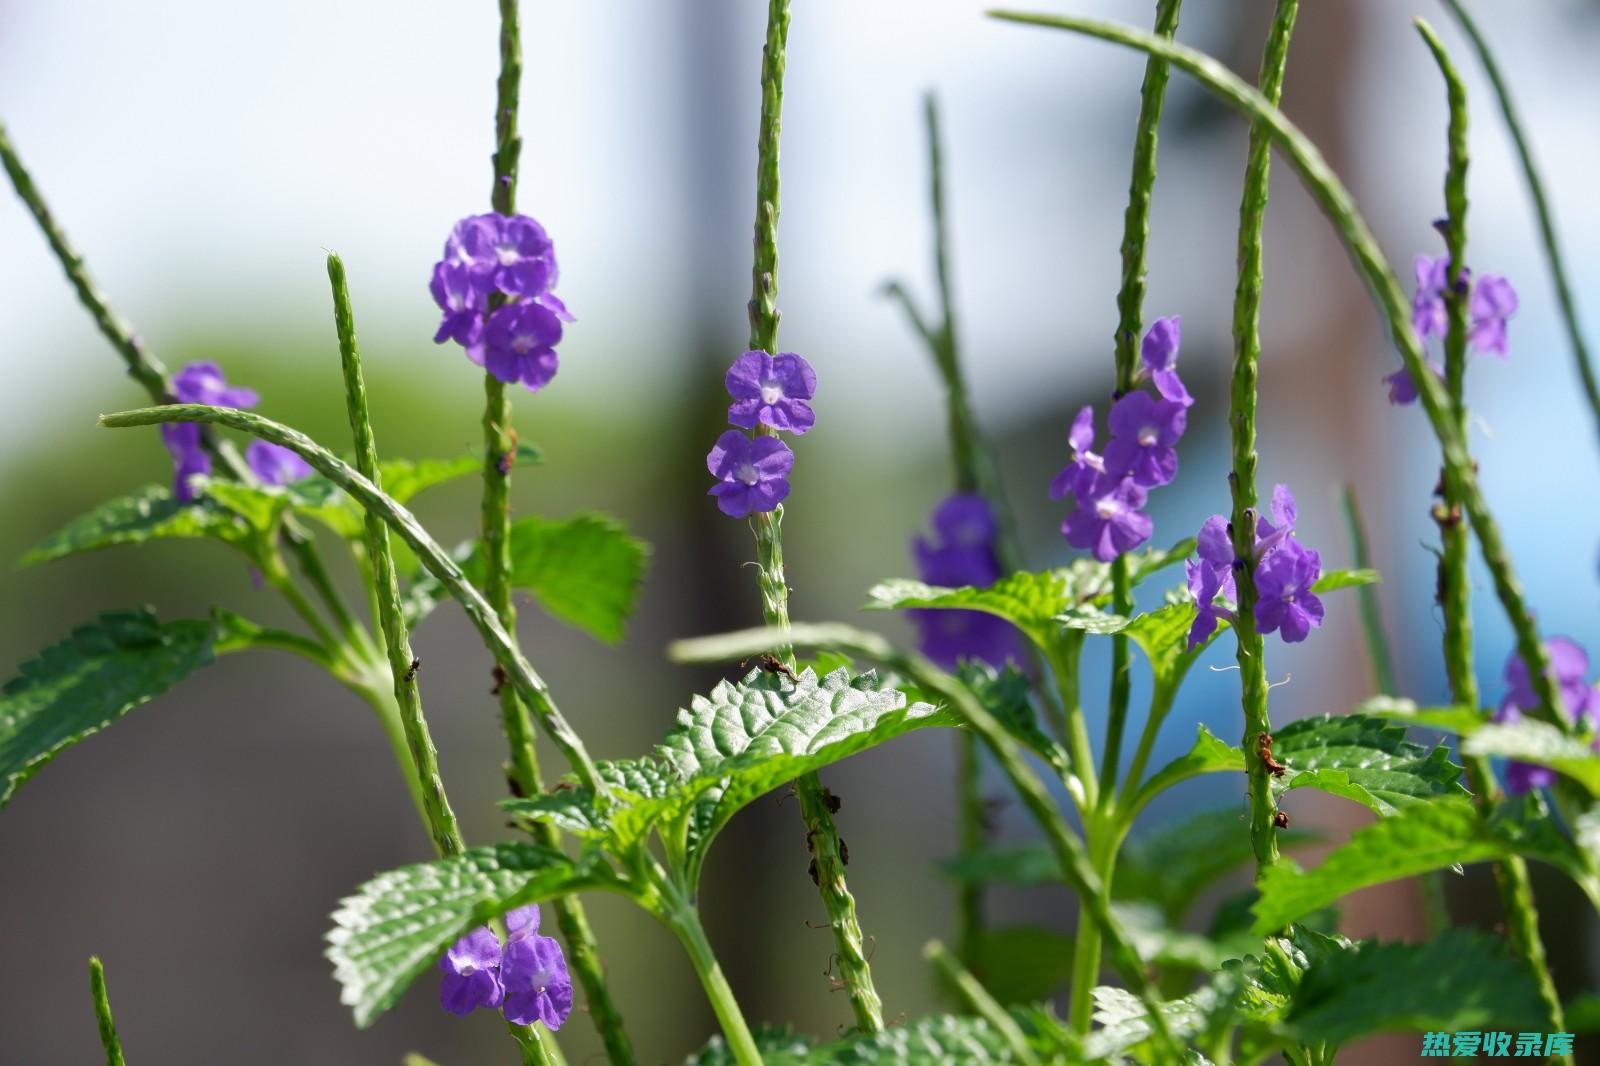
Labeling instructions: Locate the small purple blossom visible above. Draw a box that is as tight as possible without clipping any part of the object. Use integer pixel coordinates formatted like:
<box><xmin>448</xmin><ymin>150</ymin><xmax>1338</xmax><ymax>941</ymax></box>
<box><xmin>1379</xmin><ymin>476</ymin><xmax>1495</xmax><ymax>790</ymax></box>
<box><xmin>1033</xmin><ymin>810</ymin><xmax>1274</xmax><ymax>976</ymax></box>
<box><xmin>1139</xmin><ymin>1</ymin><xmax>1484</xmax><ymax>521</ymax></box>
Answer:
<box><xmin>1383</xmin><ymin>361</ymin><xmax>1444</xmax><ymax>406</ymax></box>
<box><xmin>500</xmin><ymin>905</ymin><xmax>573</xmax><ymax>1031</ymax></box>
<box><xmin>1253</xmin><ymin>483</ymin><xmax>1297</xmax><ymax>555</ymax></box>
<box><xmin>430</xmin><ymin>261</ymin><xmax>489</xmax><ymax>347</ymax></box>
<box><xmin>162</xmin><ymin>362</ymin><xmax>260</xmax><ymax>501</ymax></box>
<box><xmin>1050</xmin><ymin>406</ymin><xmax>1107</xmax><ymax>502</ymax></box>
<box><xmin>1411</xmin><ymin>255</ymin><xmax>1451</xmax><ymax>341</ymax></box>
<box><xmin>1062</xmin><ymin>474</ymin><xmax>1152</xmax><ymax>563</ymax></box>
<box><xmin>438</xmin><ymin>926</ymin><xmax>505</xmax><ymax>1016</ymax></box>
<box><xmin>1253</xmin><ymin>538</ymin><xmax>1324</xmax><ymax>643</ymax></box>
<box><xmin>445</xmin><ymin>213</ymin><xmax>557</xmax><ymax>298</ymax></box>
<box><xmin>726</xmin><ymin>350</ymin><xmax>817</xmax><ymax>434</ymax></box>
<box><xmin>161</xmin><ymin>422</ymin><xmax>210</xmax><ymax>502</ymax></box>
<box><xmin>706</xmin><ymin>431</ymin><xmax>792</xmax><ymax>518</ymax></box>
<box><xmin>1139</xmin><ymin>316</ymin><xmax>1192</xmax><ymax>407</ymax></box>
<box><xmin>1468</xmin><ymin>274</ymin><xmax>1518</xmax><ymax>357</ymax></box>
<box><xmin>1495</xmin><ymin>637</ymin><xmax>1600</xmax><ymax>793</ymax></box>
<box><xmin>484</xmin><ymin>302</ymin><xmax>562</xmax><ymax>393</ymax></box>
<box><xmin>246</xmin><ymin>441</ymin><xmax>312</xmax><ymax>486</ymax></box>
<box><xmin>1104</xmin><ymin>391</ymin><xmax>1186</xmax><ymax>488</ymax></box>
<box><xmin>1186</xmin><ymin>515</ymin><xmax>1237</xmax><ymax>649</ymax></box>
<box><xmin>172</xmin><ymin>361</ymin><xmax>260</xmax><ymax>408</ymax></box>
<box><xmin>909</xmin><ymin>495</ymin><xmax>1022</xmax><ymax>670</ymax></box>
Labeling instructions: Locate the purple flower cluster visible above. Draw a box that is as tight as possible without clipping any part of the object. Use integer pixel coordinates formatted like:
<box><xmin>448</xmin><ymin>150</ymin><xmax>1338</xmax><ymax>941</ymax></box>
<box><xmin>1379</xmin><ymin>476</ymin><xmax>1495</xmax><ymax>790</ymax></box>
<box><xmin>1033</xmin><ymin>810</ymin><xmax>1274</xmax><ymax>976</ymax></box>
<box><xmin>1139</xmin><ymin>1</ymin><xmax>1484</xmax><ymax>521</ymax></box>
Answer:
<box><xmin>1494</xmin><ymin>638</ymin><xmax>1600</xmax><ymax>795</ymax></box>
<box><xmin>1385</xmin><ymin>253</ymin><xmax>1517</xmax><ymax>405</ymax></box>
<box><xmin>429</xmin><ymin>214</ymin><xmax>573</xmax><ymax>393</ymax></box>
<box><xmin>438</xmin><ymin>905</ymin><xmax>573</xmax><ymax>1031</ymax></box>
<box><xmin>1051</xmin><ymin>317</ymin><xmax>1190</xmax><ymax>562</ymax></box>
<box><xmin>705</xmin><ymin>350</ymin><xmax>817</xmax><ymax>518</ymax></box>
<box><xmin>1186</xmin><ymin>484</ymin><xmax>1323</xmax><ymax>649</ymax></box>
<box><xmin>909</xmin><ymin>495</ymin><xmax>1024</xmax><ymax>670</ymax></box>
<box><xmin>161</xmin><ymin>361</ymin><xmax>311</xmax><ymax>501</ymax></box>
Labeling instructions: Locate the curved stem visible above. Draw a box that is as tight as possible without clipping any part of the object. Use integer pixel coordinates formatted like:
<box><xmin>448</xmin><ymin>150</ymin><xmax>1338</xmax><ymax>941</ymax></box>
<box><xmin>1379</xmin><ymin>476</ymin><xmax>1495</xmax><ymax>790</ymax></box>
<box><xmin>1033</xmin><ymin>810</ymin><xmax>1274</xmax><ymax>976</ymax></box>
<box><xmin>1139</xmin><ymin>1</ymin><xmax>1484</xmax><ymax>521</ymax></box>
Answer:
<box><xmin>1440</xmin><ymin>0</ymin><xmax>1600</xmax><ymax>451</ymax></box>
<box><xmin>1228</xmin><ymin>0</ymin><xmax>1299</xmax><ymax>876</ymax></box>
<box><xmin>100</xmin><ymin>403</ymin><xmax>611</xmax><ymax>799</ymax></box>
<box><xmin>742</xmin><ymin>0</ymin><xmax>883</xmax><ymax>1034</ymax></box>
<box><xmin>329</xmin><ymin>253</ymin><xmax>465</xmax><ymax>861</ymax></box>
<box><xmin>986</xmin><ymin>2</ymin><xmax>1572</xmax><ymax>742</ymax></box>
<box><xmin>1339</xmin><ymin>485</ymin><xmax>1399</xmax><ymax>696</ymax></box>
<box><xmin>660</xmin><ymin>892</ymin><xmax>762</xmax><ymax>1066</ymax></box>
<box><xmin>923</xmin><ymin>941</ymin><xmax>1040</xmax><ymax>1065</ymax></box>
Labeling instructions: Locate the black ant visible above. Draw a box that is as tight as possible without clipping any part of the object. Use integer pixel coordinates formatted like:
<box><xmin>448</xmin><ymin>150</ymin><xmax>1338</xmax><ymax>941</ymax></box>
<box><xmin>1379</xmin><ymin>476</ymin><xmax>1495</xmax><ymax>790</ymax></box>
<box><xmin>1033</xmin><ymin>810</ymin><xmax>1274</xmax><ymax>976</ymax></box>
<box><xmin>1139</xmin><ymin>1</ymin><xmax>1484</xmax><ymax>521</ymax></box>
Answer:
<box><xmin>1274</xmin><ymin>810</ymin><xmax>1290</xmax><ymax>829</ymax></box>
<box><xmin>491</xmin><ymin>663</ymin><xmax>509</xmax><ymax>695</ymax></box>
<box><xmin>403</xmin><ymin>657</ymin><xmax>421</xmax><ymax>682</ymax></box>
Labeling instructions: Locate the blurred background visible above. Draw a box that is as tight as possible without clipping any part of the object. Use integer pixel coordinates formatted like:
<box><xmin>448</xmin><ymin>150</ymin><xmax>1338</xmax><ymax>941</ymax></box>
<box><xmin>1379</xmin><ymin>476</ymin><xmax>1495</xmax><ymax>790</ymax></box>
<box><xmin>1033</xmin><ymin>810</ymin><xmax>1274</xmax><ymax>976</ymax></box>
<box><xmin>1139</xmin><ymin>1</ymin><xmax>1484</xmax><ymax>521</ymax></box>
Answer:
<box><xmin>2</xmin><ymin>0</ymin><xmax>1598</xmax><ymax>1062</ymax></box>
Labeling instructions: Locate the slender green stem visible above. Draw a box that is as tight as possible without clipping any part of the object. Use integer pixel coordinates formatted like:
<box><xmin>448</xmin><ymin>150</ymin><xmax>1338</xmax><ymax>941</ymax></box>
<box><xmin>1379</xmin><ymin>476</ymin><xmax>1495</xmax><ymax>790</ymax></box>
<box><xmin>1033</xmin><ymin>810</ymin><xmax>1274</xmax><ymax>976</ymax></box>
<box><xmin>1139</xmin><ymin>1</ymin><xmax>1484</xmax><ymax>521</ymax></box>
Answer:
<box><xmin>1048</xmin><ymin>636</ymin><xmax>1097</xmax><ymax>811</ymax></box>
<box><xmin>1066</xmin><ymin>831</ymin><xmax>1116</xmax><ymax>1032</ymax></box>
<box><xmin>350</xmin><ymin>677</ymin><xmax>436</xmax><ymax>835</ymax></box>
<box><xmin>1117</xmin><ymin>681</ymin><xmax>1176</xmax><ymax>809</ymax></box>
<box><xmin>953</xmin><ymin>722</ymin><xmax>984</xmax><ymax>968</ymax></box>
<box><xmin>1417</xmin><ymin>23</ymin><xmax>1568</xmax><ymax>1051</ymax></box>
<box><xmin>1227</xmin><ymin>0</ymin><xmax>1299</xmax><ymax>876</ymax></box>
<box><xmin>741</xmin><ymin>0</ymin><xmax>883</xmax><ymax>1034</ymax></box>
<box><xmin>923</xmin><ymin>941</ymin><xmax>1040</xmax><ymax>1065</ymax></box>
<box><xmin>88</xmin><ymin>958</ymin><xmax>127</xmax><ymax>1066</ymax></box>
<box><xmin>328</xmin><ymin>253</ymin><xmax>465</xmax><ymax>861</ymax></box>
<box><xmin>1101</xmin><ymin>0</ymin><xmax>1183</xmax><ymax>813</ymax></box>
<box><xmin>669</xmin><ymin>622</ymin><xmax>1177</xmax><ymax>1055</ymax></box>
<box><xmin>988</xmin><ymin>1</ymin><xmax>1573</xmax><ymax>740</ymax></box>
<box><xmin>1440</xmin><ymin>0</ymin><xmax>1600</xmax><ymax>450</ymax></box>
<box><xmin>0</xmin><ymin>118</ymin><xmax>366</xmax><ymax>654</ymax></box>
<box><xmin>1339</xmin><ymin>485</ymin><xmax>1399</xmax><ymax>696</ymax></box>
<box><xmin>481</xmin><ymin>4</ymin><xmax>634</xmax><ymax>1059</ymax></box>
<box><xmin>101</xmin><ymin>404</ymin><xmax>612</xmax><ymax>799</ymax></box>
<box><xmin>661</xmin><ymin>897</ymin><xmax>762</xmax><ymax>1066</ymax></box>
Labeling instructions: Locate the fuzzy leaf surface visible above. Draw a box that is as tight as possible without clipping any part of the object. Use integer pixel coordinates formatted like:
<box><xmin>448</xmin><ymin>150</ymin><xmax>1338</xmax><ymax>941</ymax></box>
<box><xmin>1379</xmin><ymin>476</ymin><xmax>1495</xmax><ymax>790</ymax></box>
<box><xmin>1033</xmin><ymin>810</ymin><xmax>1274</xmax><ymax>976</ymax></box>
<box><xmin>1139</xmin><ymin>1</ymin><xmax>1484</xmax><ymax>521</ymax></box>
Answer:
<box><xmin>0</xmin><ymin>609</ymin><xmax>217</xmax><ymax>807</ymax></box>
<box><xmin>1271</xmin><ymin>713</ymin><xmax>1468</xmax><ymax>815</ymax></box>
<box><xmin>22</xmin><ymin>486</ymin><xmax>257</xmax><ymax>564</ymax></box>
<box><xmin>1463</xmin><ymin>720</ymin><xmax>1600</xmax><ymax>797</ymax></box>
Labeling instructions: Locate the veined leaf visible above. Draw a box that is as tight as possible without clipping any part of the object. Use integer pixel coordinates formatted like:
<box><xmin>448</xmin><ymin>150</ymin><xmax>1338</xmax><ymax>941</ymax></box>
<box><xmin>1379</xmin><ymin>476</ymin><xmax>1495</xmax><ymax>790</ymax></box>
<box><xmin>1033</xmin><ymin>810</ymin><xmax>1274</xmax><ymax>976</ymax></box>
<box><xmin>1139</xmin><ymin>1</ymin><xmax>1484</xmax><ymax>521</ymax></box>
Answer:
<box><xmin>1117</xmin><ymin>807</ymin><xmax>1318</xmax><ymax>921</ymax></box>
<box><xmin>326</xmin><ymin>843</ymin><xmax>627</xmax><ymax>1027</ymax></box>
<box><xmin>0</xmin><ymin>609</ymin><xmax>219</xmax><ymax>807</ymax></box>
<box><xmin>1130</xmin><ymin>724</ymin><xmax>1245</xmax><ymax>814</ymax></box>
<box><xmin>682</xmin><ymin>1027</ymin><xmax>815</xmax><ymax>1065</ymax></box>
<box><xmin>1271</xmin><ymin>713</ymin><xmax>1468</xmax><ymax>815</ymax></box>
<box><xmin>1309</xmin><ymin>568</ymin><xmax>1380</xmax><ymax>594</ymax></box>
<box><xmin>1286</xmin><ymin>930</ymin><xmax>1548</xmax><ymax>1044</ymax></box>
<box><xmin>292</xmin><ymin>447</ymin><xmax>542</xmax><ymax>539</ymax></box>
<box><xmin>1110</xmin><ymin>902</ymin><xmax>1232</xmax><ymax>972</ymax></box>
<box><xmin>1253</xmin><ymin>797</ymin><xmax>1600</xmax><ymax>933</ymax></box>
<box><xmin>1122</xmin><ymin>601</ymin><xmax>1227</xmax><ymax>693</ymax></box>
<box><xmin>22</xmin><ymin>486</ymin><xmax>256</xmax><ymax>565</ymax></box>
<box><xmin>959</xmin><ymin>662</ymin><xmax>1071</xmax><ymax>781</ymax></box>
<box><xmin>815</xmin><ymin>1013</ymin><xmax>1026</xmax><ymax>1062</ymax></box>
<box><xmin>1463</xmin><ymin>720</ymin><xmax>1600</xmax><ymax>798</ymax></box>
<box><xmin>1355</xmin><ymin>696</ymin><xmax>1484</xmax><ymax>737</ymax></box>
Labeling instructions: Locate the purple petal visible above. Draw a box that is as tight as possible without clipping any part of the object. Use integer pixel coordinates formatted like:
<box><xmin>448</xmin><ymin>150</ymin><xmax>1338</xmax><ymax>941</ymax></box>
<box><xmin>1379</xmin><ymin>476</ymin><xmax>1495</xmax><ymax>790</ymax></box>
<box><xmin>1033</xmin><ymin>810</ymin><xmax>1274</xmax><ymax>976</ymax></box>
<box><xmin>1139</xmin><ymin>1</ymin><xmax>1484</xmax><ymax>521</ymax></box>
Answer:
<box><xmin>1140</xmin><ymin>316</ymin><xmax>1181</xmax><ymax>371</ymax></box>
<box><xmin>1152</xmin><ymin>367</ymin><xmax>1192</xmax><ymax>407</ymax></box>
<box><xmin>1068</xmin><ymin>405</ymin><xmax>1095</xmax><ymax>453</ymax></box>
<box><xmin>1269</xmin><ymin>484</ymin><xmax>1296</xmax><ymax>531</ymax></box>
<box><xmin>246</xmin><ymin>441</ymin><xmax>312</xmax><ymax>486</ymax></box>
<box><xmin>706</xmin><ymin>431</ymin><xmax>749</xmax><ymax>478</ymax></box>
<box><xmin>1197</xmin><ymin>515</ymin><xmax>1233</xmax><ymax>567</ymax></box>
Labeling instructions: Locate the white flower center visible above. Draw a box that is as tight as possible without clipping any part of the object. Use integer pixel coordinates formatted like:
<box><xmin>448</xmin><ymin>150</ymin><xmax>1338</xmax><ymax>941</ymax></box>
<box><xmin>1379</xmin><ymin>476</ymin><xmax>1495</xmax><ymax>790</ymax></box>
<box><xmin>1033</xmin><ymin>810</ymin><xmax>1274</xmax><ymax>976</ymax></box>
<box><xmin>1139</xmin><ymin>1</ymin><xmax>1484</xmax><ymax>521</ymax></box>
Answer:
<box><xmin>1138</xmin><ymin>424</ymin><xmax>1159</xmax><ymax>447</ymax></box>
<box><xmin>760</xmin><ymin>380</ymin><xmax>783</xmax><ymax>404</ymax></box>
<box><xmin>736</xmin><ymin>461</ymin><xmax>759</xmax><ymax>485</ymax></box>
<box><xmin>512</xmin><ymin>332</ymin><xmax>535</xmax><ymax>355</ymax></box>
<box><xmin>496</xmin><ymin>242</ymin><xmax>522</xmax><ymax>267</ymax></box>
<box><xmin>1094</xmin><ymin>496</ymin><xmax>1121</xmax><ymax>520</ymax></box>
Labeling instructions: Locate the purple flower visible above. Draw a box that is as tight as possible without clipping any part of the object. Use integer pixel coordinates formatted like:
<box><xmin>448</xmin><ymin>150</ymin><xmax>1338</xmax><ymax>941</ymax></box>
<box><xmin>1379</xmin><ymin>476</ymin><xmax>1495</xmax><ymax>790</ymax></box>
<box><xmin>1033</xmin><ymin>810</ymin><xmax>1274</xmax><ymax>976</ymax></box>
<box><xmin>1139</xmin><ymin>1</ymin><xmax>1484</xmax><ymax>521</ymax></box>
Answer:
<box><xmin>484</xmin><ymin>302</ymin><xmax>562</xmax><ymax>393</ymax></box>
<box><xmin>1140</xmin><ymin>316</ymin><xmax>1192</xmax><ymax>407</ymax></box>
<box><xmin>1383</xmin><ymin>361</ymin><xmax>1444</xmax><ymax>407</ymax></box>
<box><xmin>438</xmin><ymin>926</ymin><xmax>505</xmax><ymax>1016</ymax></box>
<box><xmin>172</xmin><ymin>361</ymin><xmax>260</xmax><ymax>408</ymax></box>
<box><xmin>1468</xmin><ymin>274</ymin><xmax>1517</xmax><ymax>357</ymax></box>
<box><xmin>445</xmin><ymin>213</ymin><xmax>557</xmax><ymax>298</ymax></box>
<box><xmin>726</xmin><ymin>350</ymin><xmax>817</xmax><ymax>434</ymax></box>
<box><xmin>1062</xmin><ymin>474</ymin><xmax>1152</xmax><ymax>562</ymax></box>
<box><xmin>245</xmin><ymin>441</ymin><xmax>312</xmax><ymax>486</ymax></box>
<box><xmin>1496</xmin><ymin>637</ymin><xmax>1599</xmax><ymax>795</ymax></box>
<box><xmin>1185</xmin><ymin>515</ymin><xmax>1238</xmax><ymax>649</ymax></box>
<box><xmin>706</xmin><ymin>431</ymin><xmax>792</xmax><ymax>518</ymax></box>
<box><xmin>162</xmin><ymin>362</ymin><xmax>261</xmax><ymax>501</ymax></box>
<box><xmin>500</xmin><ymin>907</ymin><xmax>573</xmax><ymax>1031</ymax></box>
<box><xmin>1253</xmin><ymin>483</ymin><xmax>1297</xmax><ymax>555</ymax></box>
<box><xmin>909</xmin><ymin>496</ymin><xmax>1021</xmax><ymax>670</ymax></box>
<box><xmin>1411</xmin><ymin>255</ymin><xmax>1451</xmax><ymax>341</ymax></box>
<box><xmin>1196</xmin><ymin>513</ymin><xmax>1235</xmax><ymax>569</ymax></box>
<box><xmin>430</xmin><ymin>261</ymin><xmax>489</xmax><ymax>347</ymax></box>
<box><xmin>1253</xmin><ymin>538</ymin><xmax>1324</xmax><ymax>643</ymax></box>
<box><xmin>1104</xmin><ymin>391</ymin><xmax>1185</xmax><ymax>488</ymax></box>
<box><xmin>1050</xmin><ymin>406</ymin><xmax>1108</xmax><ymax>502</ymax></box>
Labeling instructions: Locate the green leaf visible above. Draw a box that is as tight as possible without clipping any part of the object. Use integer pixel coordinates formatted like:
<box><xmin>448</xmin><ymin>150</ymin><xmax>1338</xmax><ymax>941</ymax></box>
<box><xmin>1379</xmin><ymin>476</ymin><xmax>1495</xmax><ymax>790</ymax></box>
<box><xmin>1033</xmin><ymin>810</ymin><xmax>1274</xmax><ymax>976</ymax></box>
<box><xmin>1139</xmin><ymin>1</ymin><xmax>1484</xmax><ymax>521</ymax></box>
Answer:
<box><xmin>459</xmin><ymin>513</ymin><xmax>648</xmax><ymax>644</ymax></box>
<box><xmin>1270</xmin><ymin>713</ymin><xmax>1468</xmax><ymax>815</ymax></box>
<box><xmin>1111</xmin><ymin>901</ymin><xmax>1232</xmax><ymax>972</ymax></box>
<box><xmin>0</xmin><ymin>609</ymin><xmax>218</xmax><ymax>808</ymax></box>
<box><xmin>1130</xmin><ymin>724</ymin><xmax>1245</xmax><ymax>813</ymax></box>
<box><xmin>1054</xmin><ymin>604</ymin><xmax>1131</xmax><ymax>634</ymax></box>
<box><xmin>969</xmin><ymin>925</ymin><xmax>1075</xmax><ymax>1005</ymax></box>
<box><xmin>292</xmin><ymin>447</ymin><xmax>542</xmax><ymax>538</ymax></box>
<box><xmin>942</xmin><ymin>845</ymin><xmax>1063</xmax><ymax>887</ymax></box>
<box><xmin>1285</xmin><ymin>930</ymin><xmax>1549</xmax><ymax>1044</ymax></box>
<box><xmin>959</xmin><ymin>662</ymin><xmax>1071</xmax><ymax>780</ymax></box>
<box><xmin>1117</xmin><ymin>807</ymin><xmax>1318</xmax><ymax>921</ymax></box>
<box><xmin>1253</xmin><ymin>797</ymin><xmax>1600</xmax><ymax>932</ymax></box>
<box><xmin>503</xmin><ymin>787</ymin><xmax>613</xmax><ymax>838</ymax></box>
<box><xmin>1354</xmin><ymin>696</ymin><xmax>1484</xmax><ymax>737</ymax></box>
<box><xmin>1309</xmin><ymin>568</ymin><xmax>1379</xmax><ymax>594</ymax></box>
<box><xmin>1463</xmin><ymin>720</ymin><xmax>1600</xmax><ymax>797</ymax></box>
<box><xmin>22</xmin><ymin>486</ymin><xmax>257</xmax><ymax>565</ymax></box>
<box><xmin>866</xmin><ymin>571</ymin><xmax>1081</xmax><ymax>649</ymax></box>
<box><xmin>1084</xmin><ymin>976</ymin><xmax>1248</xmax><ymax>1062</ymax></box>
<box><xmin>1122</xmin><ymin>601</ymin><xmax>1226</xmax><ymax>692</ymax></box>
<box><xmin>814</xmin><ymin>1014</ymin><xmax>1020</xmax><ymax>1062</ymax></box>
<box><xmin>326</xmin><ymin>843</ymin><xmax>626</xmax><ymax>1027</ymax></box>
<box><xmin>682</xmin><ymin>1027</ymin><xmax>815</xmax><ymax>1066</ymax></box>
